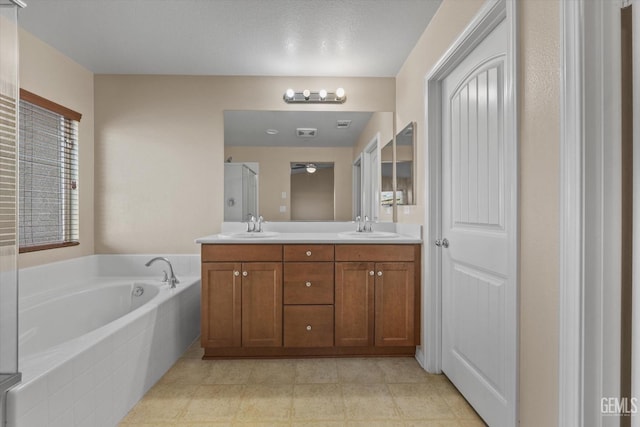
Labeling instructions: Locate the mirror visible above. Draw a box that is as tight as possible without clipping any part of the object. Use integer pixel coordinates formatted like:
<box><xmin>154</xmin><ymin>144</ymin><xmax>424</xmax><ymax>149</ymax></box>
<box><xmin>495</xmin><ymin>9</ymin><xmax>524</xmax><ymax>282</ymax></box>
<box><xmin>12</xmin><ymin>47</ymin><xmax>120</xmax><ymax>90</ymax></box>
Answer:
<box><xmin>380</xmin><ymin>139</ymin><xmax>394</xmax><ymax>207</ymax></box>
<box><xmin>290</xmin><ymin>162</ymin><xmax>334</xmax><ymax>220</ymax></box>
<box><xmin>396</xmin><ymin>122</ymin><xmax>416</xmax><ymax>205</ymax></box>
<box><xmin>223</xmin><ymin>110</ymin><xmax>394</xmax><ymax>221</ymax></box>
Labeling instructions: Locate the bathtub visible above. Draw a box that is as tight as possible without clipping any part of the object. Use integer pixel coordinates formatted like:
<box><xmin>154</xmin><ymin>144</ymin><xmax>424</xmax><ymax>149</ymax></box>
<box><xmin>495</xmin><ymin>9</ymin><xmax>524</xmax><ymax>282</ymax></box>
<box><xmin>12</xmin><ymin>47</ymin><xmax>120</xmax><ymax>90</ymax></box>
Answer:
<box><xmin>5</xmin><ymin>255</ymin><xmax>201</xmax><ymax>427</ymax></box>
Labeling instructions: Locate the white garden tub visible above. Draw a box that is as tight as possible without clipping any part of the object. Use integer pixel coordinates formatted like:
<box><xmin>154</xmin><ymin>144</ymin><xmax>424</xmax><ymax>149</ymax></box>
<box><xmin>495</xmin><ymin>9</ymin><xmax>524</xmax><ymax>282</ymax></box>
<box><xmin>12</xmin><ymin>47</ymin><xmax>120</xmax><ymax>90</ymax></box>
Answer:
<box><xmin>5</xmin><ymin>255</ymin><xmax>201</xmax><ymax>427</ymax></box>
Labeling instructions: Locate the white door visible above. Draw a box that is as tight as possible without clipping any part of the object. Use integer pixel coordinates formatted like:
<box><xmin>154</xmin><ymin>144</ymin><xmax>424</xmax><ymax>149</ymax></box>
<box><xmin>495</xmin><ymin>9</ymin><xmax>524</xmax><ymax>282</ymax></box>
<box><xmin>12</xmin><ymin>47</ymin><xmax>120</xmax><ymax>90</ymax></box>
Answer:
<box><xmin>440</xmin><ymin>19</ymin><xmax>515</xmax><ymax>427</ymax></box>
<box><xmin>363</xmin><ymin>135</ymin><xmax>379</xmax><ymax>221</ymax></box>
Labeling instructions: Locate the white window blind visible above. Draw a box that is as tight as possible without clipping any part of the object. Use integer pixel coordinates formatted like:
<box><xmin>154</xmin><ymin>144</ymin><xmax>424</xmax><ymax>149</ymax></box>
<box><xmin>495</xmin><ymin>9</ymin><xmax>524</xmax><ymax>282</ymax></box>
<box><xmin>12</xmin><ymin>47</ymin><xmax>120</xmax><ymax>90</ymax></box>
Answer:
<box><xmin>19</xmin><ymin>90</ymin><xmax>80</xmax><ymax>252</ymax></box>
<box><xmin>0</xmin><ymin>93</ymin><xmax>17</xmax><ymax>248</ymax></box>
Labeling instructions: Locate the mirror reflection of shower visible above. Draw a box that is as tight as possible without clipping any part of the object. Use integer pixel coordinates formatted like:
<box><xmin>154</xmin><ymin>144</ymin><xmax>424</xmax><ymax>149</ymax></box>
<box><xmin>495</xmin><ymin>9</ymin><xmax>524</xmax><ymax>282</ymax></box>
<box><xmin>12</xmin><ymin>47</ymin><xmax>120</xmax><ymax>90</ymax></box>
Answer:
<box><xmin>224</xmin><ymin>163</ymin><xmax>259</xmax><ymax>221</ymax></box>
<box><xmin>290</xmin><ymin>162</ymin><xmax>335</xmax><ymax>221</ymax></box>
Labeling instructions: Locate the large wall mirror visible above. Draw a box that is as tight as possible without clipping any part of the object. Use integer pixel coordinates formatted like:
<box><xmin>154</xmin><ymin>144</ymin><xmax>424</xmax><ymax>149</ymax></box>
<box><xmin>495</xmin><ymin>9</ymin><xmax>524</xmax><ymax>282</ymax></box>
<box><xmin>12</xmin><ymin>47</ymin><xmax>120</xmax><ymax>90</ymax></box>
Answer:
<box><xmin>223</xmin><ymin>110</ymin><xmax>393</xmax><ymax>222</ymax></box>
<box><xmin>396</xmin><ymin>122</ymin><xmax>416</xmax><ymax>205</ymax></box>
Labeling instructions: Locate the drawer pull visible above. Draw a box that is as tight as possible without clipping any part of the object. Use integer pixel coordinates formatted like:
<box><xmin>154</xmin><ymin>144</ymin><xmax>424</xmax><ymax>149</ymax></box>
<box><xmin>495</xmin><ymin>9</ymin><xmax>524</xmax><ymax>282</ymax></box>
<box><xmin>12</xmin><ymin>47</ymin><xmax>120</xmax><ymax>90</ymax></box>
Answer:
<box><xmin>306</xmin><ymin>250</ymin><xmax>312</xmax><ymax>257</ymax></box>
<box><xmin>306</xmin><ymin>325</ymin><xmax>312</xmax><ymax>331</ymax></box>
<box><xmin>377</xmin><ymin>271</ymin><xmax>383</xmax><ymax>276</ymax></box>
<box><xmin>242</xmin><ymin>271</ymin><xmax>248</xmax><ymax>277</ymax></box>
<box><xmin>369</xmin><ymin>271</ymin><xmax>374</xmax><ymax>276</ymax></box>
<box><xmin>234</xmin><ymin>271</ymin><xmax>240</xmax><ymax>277</ymax></box>
<box><xmin>305</xmin><ymin>281</ymin><xmax>312</xmax><ymax>287</ymax></box>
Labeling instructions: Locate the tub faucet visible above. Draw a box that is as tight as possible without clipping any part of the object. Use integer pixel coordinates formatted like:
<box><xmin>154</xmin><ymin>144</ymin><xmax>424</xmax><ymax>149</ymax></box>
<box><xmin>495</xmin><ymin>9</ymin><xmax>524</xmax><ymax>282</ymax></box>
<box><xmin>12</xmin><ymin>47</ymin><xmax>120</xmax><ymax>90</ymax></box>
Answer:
<box><xmin>145</xmin><ymin>257</ymin><xmax>180</xmax><ymax>288</ymax></box>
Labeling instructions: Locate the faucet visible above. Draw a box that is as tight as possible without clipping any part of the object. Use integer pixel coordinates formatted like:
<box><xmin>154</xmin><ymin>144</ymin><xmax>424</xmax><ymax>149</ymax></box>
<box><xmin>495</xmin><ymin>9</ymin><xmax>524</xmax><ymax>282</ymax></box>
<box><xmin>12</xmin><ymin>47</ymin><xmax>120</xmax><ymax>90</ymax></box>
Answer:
<box><xmin>246</xmin><ymin>214</ymin><xmax>256</xmax><ymax>232</ymax></box>
<box><xmin>355</xmin><ymin>215</ymin><xmax>363</xmax><ymax>232</ymax></box>
<box><xmin>256</xmin><ymin>215</ymin><xmax>264</xmax><ymax>232</ymax></box>
<box><xmin>364</xmin><ymin>215</ymin><xmax>373</xmax><ymax>232</ymax></box>
<box><xmin>145</xmin><ymin>257</ymin><xmax>180</xmax><ymax>288</ymax></box>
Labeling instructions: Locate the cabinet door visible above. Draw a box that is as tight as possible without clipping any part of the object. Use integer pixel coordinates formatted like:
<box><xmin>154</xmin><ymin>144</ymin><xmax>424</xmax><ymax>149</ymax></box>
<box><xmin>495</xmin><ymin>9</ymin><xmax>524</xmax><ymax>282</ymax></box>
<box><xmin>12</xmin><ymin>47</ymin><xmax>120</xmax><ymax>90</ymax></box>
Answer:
<box><xmin>201</xmin><ymin>262</ymin><xmax>241</xmax><ymax>348</ymax></box>
<box><xmin>335</xmin><ymin>262</ymin><xmax>375</xmax><ymax>346</ymax></box>
<box><xmin>241</xmin><ymin>262</ymin><xmax>283</xmax><ymax>347</ymax></box>
<box><xmin>375</xmin><ymin>262</ymin><xmax>415</xmax><ymax>346</ymax></box>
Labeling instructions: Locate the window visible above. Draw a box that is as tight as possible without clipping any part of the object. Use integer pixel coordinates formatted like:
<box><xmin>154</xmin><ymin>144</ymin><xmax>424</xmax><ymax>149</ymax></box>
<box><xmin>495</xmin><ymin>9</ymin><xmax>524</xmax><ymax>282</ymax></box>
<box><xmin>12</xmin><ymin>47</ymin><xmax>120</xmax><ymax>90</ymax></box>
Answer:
<box><xmin>19</xmin><ymin>89</ymin><xmax>81</xmax><ymax>252</ymax></box>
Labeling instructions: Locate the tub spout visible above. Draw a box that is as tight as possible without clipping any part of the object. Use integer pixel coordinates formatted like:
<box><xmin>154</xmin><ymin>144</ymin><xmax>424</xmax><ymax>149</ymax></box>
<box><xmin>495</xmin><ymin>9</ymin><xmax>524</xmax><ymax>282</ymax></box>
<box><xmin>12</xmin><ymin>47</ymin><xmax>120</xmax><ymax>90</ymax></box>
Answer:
<box><xmin>145</xmin><ymin>257</ymin><xmax>180</xmax><ymax>288</ymax></box>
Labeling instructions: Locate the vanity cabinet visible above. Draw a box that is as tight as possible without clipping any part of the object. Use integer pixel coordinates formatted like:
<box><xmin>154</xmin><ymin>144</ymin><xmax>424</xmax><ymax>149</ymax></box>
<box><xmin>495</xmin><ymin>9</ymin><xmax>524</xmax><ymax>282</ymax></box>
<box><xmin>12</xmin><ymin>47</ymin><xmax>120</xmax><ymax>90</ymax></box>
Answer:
<box><xmin>200</xmin><ymin>242</ymin><xmax>420</xmax><ymax>358</ymax></box>
<box><xmin>335</xmin><ymin>245</ymin><xmax>418</xmax><ymax>348</ymax></box>
<box><xmin>283</xmin><ymin>245</ymin><xmax>334</xmax><ymax>348</ymax></box>
<box><xmin>201</xmin><ymin>245</ymin><xmax>283</xmax><ymax>350</ymax></box>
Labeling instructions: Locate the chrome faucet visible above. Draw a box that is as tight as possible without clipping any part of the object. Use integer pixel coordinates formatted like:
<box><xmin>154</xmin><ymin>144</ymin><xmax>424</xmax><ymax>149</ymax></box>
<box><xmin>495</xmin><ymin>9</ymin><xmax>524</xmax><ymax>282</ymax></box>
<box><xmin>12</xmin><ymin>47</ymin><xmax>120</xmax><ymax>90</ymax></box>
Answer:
<box><xmin>246</xmin><ymin>214</ymin><xmax>256</xmax><ymax>232</ymax></box>
<box><xmin>256</xmin><ymin>215</ymin><xmax>264</xmax><ymax>232</ymax></box>
<box><xmin>364</xmin><ymin>215</ymin><xmax>373</xmax><ymax>232</ymax></box>
<box><xmin>145</xmin><ymin>257</ymin><xmax>180</xmax><ymax>288</ymax></box>
<box><xmin>355</xmin><ymin>215</ymin><xmax>363</xmax><ymax>232</ymax></box>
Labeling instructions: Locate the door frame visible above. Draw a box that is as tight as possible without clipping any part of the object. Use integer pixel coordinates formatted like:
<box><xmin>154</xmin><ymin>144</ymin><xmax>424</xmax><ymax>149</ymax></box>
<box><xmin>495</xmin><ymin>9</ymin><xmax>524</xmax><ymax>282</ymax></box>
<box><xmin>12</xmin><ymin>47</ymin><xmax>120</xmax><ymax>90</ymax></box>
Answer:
<box><xmin>352</xmin><ymin>154</ymin><xmax>363</xmax><ymax>219</ymax></box>
<box><xmin>422</xmin><ymin>0</ymin><xmax>518</xmax><ymax>421</ymax></box>
<box><xmin>363</xmin><ymin>133</ymin><xmax>380</xmax><ymax>221</ymax></box>
<box><xmin>560</xmin><ymin>1</ymin><xmax>625</xmax><ymax>425</ymax></box>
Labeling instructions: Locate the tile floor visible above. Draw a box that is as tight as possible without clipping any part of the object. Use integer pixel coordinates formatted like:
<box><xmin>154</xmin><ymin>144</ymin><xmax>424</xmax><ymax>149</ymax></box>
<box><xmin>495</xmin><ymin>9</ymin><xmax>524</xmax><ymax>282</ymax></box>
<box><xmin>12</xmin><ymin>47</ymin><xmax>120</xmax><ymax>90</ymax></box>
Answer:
<box><xmin>120</xmin><ymin>341</ymin><xmax>487</xmax><ymax>426</ymax></box>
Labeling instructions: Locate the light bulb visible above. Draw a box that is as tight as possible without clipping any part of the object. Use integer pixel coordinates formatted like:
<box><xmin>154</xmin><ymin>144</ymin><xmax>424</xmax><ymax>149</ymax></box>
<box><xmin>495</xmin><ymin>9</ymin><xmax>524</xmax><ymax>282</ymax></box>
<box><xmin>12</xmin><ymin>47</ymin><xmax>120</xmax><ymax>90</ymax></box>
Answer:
<box><xmin>306</xmin><ymin>164</ymin><xmax>317</xmax><ymax>173</ymax></box>
<box><xmin>285</xmin><ymin>88</ymin><xmax>295</xmax><ymax>99</ymax></box>
<box><xmin>319</xmin><ymin>89</ymin><xmax>327</xmax><ymax>100</ymax></box>
<box><xmin>302</xmin><ymin>89</ymin><xmax>311</xmax><ymax>100</ymax></box>
<box><xmin>335</xmin><ymin>87</ymin><xmax>345</xmax><ymax>99</ymax></box>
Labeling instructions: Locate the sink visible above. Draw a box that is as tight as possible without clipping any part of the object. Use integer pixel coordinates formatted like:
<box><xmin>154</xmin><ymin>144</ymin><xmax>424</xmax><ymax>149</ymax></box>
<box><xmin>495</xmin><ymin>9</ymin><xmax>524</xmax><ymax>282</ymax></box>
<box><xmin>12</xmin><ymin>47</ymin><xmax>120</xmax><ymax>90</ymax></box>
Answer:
<box><xmin>338</xmin><ymin>231</ymin><xmax>400</xmax><ymax>239</ymax></box>
<box><xmin>219</xmin><ymin>231</ymin><xmax>280</xmax><ymax>239</ymax></box>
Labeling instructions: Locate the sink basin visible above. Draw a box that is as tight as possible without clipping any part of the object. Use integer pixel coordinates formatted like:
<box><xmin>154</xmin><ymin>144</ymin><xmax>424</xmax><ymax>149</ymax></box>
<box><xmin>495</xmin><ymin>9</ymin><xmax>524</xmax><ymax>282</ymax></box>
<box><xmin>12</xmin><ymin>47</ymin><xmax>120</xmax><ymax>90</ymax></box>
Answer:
<box><xmin>338</xmin><ymin>231</ymin><xmax>400</xmax><ymax>239</ymax></box>
<box><xmin>219</xmin><ymin>231</ymin><xmax>280</xmax><ymax>239</ymax></box>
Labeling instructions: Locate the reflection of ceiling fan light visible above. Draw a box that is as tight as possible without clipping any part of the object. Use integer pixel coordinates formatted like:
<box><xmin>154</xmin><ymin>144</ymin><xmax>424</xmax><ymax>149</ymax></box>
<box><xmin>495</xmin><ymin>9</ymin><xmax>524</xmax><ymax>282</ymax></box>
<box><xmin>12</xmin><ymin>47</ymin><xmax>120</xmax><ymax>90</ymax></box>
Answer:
<box><xmin>305</xmin><ymin>163</ymin><xmax>317</xmax><ymax>173</ymax></box>
<box><xmin>265</xmin><ymin>129</ymin><xmax>279</xmax><ymax>135</ymax></box>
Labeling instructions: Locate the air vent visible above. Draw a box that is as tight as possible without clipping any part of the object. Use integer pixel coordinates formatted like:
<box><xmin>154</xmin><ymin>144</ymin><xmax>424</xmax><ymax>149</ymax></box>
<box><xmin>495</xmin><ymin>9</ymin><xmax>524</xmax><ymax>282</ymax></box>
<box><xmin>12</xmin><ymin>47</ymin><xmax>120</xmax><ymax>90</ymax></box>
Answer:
<box><xmin>296</xmin><ymin>128</ymin><xmax>317</xmax><ymax>138</ymax></box>
<box><xmin>336</xmin><ymin>120</ymin><xmax>352</xmax><ymax>129</ymax></box>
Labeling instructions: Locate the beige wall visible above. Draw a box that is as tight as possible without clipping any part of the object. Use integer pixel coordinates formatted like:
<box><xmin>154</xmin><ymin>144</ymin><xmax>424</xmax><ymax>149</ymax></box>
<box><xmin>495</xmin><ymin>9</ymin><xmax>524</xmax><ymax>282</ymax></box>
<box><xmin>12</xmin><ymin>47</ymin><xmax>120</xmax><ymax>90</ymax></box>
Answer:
<box><xmin>18</xmin><ymin>29</ymin><xmax>95</xmax><ymax>268</ymax></box>
<box><xmin>291</xmin><ymin>167</ymin><xmax>335</xmax><ymax>221</ymax></box>
<box><xmin>94</xmin><ymin>76</ymin><xmax>394</xmax><ymax>253</ymax></box>
<box><xmin>395</xmin><ymin>0</ymin><xmax>561</xmax><ymax>426</ymax></box>
<box><xmin>518</xmin><ymin>1</ymin><xmax>560</xmax><ymax>425</ymax></box>
<box><xmin>224</xmin><ymin>146</ymin><xmax>353</xmax><ymax>221</ymax></box>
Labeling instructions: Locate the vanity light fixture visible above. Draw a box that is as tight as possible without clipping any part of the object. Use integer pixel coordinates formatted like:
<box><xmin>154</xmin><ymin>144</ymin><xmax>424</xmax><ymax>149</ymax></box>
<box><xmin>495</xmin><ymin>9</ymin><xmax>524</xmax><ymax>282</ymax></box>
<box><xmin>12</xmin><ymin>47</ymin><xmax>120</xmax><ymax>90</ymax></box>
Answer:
<box><xmin>283</xmin><ymin>88</ymin><xmax>346</xmax><ymax>104</ymax></box>
<box><xmin>305</xmin><ymin>163</ymin><xmax>317</xmax><ymax>174</ymax></box>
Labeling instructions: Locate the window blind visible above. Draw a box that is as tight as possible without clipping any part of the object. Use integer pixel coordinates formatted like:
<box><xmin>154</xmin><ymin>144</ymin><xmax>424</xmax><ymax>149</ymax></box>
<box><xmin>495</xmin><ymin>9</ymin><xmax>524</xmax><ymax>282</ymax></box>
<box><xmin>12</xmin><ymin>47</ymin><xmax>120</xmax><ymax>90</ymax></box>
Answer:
<box><xmin>0</xmin><ymin>93</ymin><xmax>17</xmax><ymax>248</ymax></box>
<box><xmin>19</xmin><ymin>91</ymin><xmax>80</xmax><ymax>252</ymax></box>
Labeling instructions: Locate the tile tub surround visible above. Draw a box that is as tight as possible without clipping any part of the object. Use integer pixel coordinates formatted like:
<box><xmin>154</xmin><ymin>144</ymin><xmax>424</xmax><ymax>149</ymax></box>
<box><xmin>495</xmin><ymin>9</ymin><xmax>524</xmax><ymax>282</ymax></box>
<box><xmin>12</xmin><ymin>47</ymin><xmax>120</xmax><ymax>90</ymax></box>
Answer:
<box><xmin>120</xmin><ymin>342</ymin><xmax>487</xmax><ymax>426</ymax></box>
<box><xmin>7</xmin><ymin>255</ymin><xmax>201</xmax><ymax>427</ymax></box>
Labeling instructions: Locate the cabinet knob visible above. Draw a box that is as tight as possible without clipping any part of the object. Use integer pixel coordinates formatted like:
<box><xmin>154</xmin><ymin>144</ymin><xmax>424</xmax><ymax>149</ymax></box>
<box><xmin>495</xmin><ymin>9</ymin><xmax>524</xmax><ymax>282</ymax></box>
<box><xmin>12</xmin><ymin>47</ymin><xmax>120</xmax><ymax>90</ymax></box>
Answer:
<box><xmin>369</xmin><ymin>271</ymin><xmax>374</xmax><ymax>276</ymax></box>
<box><xmin>306</xmin><ymin>250</ymin><xmax>312</xmax><ymax>257</ymax></box>
<box><xmin>234</xmin><ymin>271</ymin><xmax>239</xmax><ymax>277</ymax></box>
<box><xmin>305</xmin><ymin>281</ymin><xmax>312</xmax><ymax>287</ymax></box>
<box><xmin>242</xmin><ymin>271</ymin><xmax>248</xmax><ymax>277</ymax></box>
<box><xmin>377</xmin><ymin>271</ymin><xmax>383</xmax><ymax>276</ymax></box>
<box><xmin>306</xmin><ymin>325</ymin><xmax>312</xmax><ymax>331</ymax></box>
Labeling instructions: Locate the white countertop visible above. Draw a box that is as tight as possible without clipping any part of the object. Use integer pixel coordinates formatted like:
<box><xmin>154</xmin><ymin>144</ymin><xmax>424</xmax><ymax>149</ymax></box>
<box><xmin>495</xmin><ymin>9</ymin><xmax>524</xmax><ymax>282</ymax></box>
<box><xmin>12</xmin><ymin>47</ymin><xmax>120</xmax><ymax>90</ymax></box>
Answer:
<box><xmin>195</xmin><ymin>222</ymin><xmax>422</xmax><ymax>244</ymax></box>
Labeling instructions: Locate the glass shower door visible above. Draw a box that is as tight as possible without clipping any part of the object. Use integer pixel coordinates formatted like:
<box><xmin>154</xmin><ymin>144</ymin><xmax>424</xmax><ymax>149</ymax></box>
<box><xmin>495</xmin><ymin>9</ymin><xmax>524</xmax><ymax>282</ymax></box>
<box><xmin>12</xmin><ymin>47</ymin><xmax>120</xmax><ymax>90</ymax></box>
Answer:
<box><xmin>0</xmin><ymin>1</ymin><xmax>23</xmax><ymax>423</ymax></box>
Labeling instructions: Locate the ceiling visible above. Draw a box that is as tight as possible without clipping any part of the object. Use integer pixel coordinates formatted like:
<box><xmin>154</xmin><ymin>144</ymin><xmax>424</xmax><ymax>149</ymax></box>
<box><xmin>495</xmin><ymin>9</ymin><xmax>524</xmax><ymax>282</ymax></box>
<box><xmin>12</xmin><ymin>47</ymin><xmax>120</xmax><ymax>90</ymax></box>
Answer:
<box><xmin>17</xmin><ymin>0</ymin><xmax>442</xmax><ymax>77</ymax></box>
<box><xmin>224</xmin><ymin>110</ymin><xmax>374</xmax><ymax>147</ymax></box>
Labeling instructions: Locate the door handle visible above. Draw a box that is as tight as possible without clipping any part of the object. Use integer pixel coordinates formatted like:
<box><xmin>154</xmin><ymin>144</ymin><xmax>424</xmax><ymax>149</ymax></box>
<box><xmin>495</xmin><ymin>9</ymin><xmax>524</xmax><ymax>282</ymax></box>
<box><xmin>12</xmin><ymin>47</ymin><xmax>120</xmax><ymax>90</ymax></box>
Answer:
<box><xmin>435</xmin><ymin>238</ymin><xmax>450</xmax><ymax>248</ymax></box>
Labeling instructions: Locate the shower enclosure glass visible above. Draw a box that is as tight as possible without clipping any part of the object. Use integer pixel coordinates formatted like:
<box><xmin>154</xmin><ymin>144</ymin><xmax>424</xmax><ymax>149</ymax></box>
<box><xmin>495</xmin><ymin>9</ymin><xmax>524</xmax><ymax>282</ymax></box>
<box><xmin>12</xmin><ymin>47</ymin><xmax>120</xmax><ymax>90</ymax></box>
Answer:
<box><xmin>224</xmin><ymin>163</ymin><xmax>258</xmax><ymax>221</ymax></box>
<box><xmin>0</xmin><ymin>0</ymin><xmax>23</xmax><ymax>421</ymax></box>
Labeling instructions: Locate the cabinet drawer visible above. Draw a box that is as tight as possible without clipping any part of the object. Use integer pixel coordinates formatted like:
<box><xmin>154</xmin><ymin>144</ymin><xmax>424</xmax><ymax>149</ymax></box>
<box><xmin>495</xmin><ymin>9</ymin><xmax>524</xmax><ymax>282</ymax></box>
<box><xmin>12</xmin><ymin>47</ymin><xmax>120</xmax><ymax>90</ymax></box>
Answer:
<box><xmin>284</xmin><ymin>305</ymin><xmax>334</xmax><ymax>347</ymax></box>
<box><xmin>284</xmin><ymin>245</ymin><xmax>334</xmax><ymax>262</ymax></box>
<box><xmin>335</xmin><ymin>245</ymin><xmax>417</xmax><ymax>262</ymax></box>
<box><xmin>284</xmin><ymin>263</ymin><xmax>334</xmax><ymax>304</ymax></box>
<box><xmin>202</xmin><ymin>244</ymin><xmax>283</xmax><ymax>262</ymax></box>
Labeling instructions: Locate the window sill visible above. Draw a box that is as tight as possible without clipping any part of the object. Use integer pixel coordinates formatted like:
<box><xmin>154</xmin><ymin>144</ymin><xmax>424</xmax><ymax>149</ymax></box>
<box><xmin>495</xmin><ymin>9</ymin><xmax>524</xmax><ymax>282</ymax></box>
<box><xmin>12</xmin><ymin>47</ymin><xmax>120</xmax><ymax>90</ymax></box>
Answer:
<box><xmin>19</xmin><ymin>241</ymin><xmax>80</xmax><ymax>254</ymax></box>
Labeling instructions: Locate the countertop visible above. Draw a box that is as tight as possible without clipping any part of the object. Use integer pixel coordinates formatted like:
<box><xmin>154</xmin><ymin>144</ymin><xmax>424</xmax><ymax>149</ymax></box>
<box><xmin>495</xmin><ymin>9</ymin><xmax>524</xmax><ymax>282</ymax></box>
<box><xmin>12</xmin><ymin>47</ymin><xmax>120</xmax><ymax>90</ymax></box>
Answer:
<box><xmin>195</xmin><ymin>222</ymin><xmax>423</xmax><ymax>244</ymax></box>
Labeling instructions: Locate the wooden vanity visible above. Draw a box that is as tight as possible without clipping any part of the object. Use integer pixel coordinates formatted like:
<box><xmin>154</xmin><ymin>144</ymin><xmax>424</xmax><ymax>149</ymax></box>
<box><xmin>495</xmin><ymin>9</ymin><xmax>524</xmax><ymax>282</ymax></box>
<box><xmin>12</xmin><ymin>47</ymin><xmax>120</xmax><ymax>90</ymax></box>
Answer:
<box><xmin>200</xmin><ymin>243</ymin><xmax>420</xmax><ymax>358</ymax></box>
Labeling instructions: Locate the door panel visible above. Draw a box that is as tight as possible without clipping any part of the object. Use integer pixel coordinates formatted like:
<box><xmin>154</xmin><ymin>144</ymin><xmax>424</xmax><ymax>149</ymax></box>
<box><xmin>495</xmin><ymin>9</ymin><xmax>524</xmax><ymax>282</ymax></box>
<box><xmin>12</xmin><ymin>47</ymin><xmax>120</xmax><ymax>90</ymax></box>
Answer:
<box><xmin>375</xmin><ymin>262</ymin><xmax>415</xmax><ymax>347</ymax></box>
<box><xmin>441</xmin><ymin>19</ymin><xmax>512</xmax><ymax>427</ymax></box>
<box><xmin>201</xmin><ymin>262</ymin><xmax>241</xmax><ymax>348</ymax></box>
<box><xmin>241</xmin><ymin>262</ymin><xmax>283</xmax><ymax>347</ymax></box>
<box><xmin>335</xmin><ymin>262</ymin><xmax>374</xmax><ymax>347</ymax></box>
